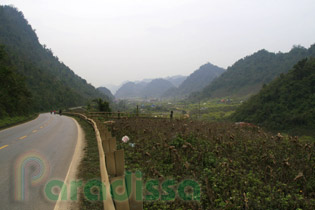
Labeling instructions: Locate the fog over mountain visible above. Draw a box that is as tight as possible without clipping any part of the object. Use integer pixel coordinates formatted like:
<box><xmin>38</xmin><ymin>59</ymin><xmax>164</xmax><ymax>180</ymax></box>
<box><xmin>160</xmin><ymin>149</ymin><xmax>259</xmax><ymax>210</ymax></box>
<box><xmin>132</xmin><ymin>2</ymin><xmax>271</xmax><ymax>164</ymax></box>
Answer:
<box><xmin>115</xmin><ymin>78</ymin><xmax>175</xmax><ymax>99</ymax></box>
<box><xmin>102</xmin><ymin>74</ymin><xmax>184</xmax><ymax>99</ymax></box>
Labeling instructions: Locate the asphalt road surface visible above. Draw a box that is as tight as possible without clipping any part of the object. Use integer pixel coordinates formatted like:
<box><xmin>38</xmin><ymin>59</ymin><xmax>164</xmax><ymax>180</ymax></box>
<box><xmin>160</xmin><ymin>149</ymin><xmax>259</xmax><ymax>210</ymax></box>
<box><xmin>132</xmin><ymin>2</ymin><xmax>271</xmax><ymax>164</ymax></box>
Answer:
<box><xmin>0</xmin><ymin>113</ymin><xmax>78</xmax><ymax>210</ymax></box>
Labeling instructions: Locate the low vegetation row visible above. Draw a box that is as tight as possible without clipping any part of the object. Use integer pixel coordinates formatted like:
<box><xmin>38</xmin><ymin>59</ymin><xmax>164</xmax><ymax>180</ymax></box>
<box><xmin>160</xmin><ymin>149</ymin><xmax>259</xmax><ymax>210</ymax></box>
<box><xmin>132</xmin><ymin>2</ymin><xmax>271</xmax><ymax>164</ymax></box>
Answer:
<box><xmin>104</xmin><ymin>117</ymin><xmax>315</xmax><ymax>210</ymax></box>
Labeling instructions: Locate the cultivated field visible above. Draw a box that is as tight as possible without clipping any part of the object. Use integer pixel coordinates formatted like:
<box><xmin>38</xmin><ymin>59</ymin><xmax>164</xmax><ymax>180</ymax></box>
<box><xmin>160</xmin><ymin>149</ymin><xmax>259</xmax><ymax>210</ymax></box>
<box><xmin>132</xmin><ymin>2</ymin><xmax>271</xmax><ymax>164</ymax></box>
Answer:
<box><xmin>107</xmin><ymin>118</ymin><xmax>315</xmax><ymax>210</ymax></box>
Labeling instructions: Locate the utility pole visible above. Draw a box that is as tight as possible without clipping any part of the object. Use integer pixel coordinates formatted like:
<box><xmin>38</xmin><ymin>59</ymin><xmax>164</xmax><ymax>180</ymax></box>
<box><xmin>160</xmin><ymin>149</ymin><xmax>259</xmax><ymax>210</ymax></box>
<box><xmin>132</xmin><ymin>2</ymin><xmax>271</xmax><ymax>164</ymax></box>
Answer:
<box><xmin>136</xmin><ymin>105</ymin><xmax>139</xmax><ymax>117</ymax></box>
<box><xmin>198</xmin><ymin>99</ymin><xmax>201</xmax><ymax>119</ymax></box>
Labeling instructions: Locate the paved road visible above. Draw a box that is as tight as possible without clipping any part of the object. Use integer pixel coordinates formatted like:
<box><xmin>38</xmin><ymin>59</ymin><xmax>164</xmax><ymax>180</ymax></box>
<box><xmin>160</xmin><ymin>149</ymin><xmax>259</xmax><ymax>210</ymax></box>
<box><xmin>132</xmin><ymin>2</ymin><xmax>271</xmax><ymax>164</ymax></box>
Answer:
<box><xmin>0</xmin><ymin>113</ymin><xmax>78</xmax><ymax>210</ymax></box>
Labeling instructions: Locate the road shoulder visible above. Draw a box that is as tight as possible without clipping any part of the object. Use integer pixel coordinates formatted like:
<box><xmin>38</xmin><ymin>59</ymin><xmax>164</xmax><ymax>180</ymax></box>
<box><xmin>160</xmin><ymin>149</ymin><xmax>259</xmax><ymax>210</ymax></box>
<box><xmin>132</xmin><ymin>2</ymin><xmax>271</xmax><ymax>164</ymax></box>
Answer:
<box><xmin>53</xmin><ymin>117</ymin><xmax>86</xmax><ymax>210</ymax></box>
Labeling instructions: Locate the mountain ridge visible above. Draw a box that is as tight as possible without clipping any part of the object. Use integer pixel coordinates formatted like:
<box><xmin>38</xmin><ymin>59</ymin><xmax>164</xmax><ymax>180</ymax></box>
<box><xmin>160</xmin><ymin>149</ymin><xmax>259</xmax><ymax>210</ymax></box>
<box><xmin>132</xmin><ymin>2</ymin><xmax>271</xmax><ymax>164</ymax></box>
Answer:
<box><xmin>196</xmin><ymin>45</ymin><xmax>315</xmax><ymax>100</ymax></box>
<box><xmin>114</xmin><ymin>62</ymin><xmax>225</xmax><ymax>99</ymax></box>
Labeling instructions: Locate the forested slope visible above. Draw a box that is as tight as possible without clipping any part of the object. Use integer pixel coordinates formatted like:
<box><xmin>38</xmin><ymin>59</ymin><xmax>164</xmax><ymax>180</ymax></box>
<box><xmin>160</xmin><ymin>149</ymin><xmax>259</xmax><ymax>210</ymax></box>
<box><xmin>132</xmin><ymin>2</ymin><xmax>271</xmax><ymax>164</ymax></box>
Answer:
<box><xmin>232</xmin><ymin>58</ymin><xmax>315</xmax><ymax>131</ymax></box>
<box><xmin>198</xmin><ymin>45</ymin><xmax>315</xmax><ymax>99</ymax></box>
<box><xmin>0</xmin><ymin>5</ymin><xmax>106</xmax><ymax>111</ymax></box>
<box><xmin>0</xmin><ymin>45</ymin><xmax>32</xmax><ymax>117</ymax></box>
<box><xmin>97</xmin><ymin>87</ymin><xmax>114</xmax><ymax>100</ymax></box>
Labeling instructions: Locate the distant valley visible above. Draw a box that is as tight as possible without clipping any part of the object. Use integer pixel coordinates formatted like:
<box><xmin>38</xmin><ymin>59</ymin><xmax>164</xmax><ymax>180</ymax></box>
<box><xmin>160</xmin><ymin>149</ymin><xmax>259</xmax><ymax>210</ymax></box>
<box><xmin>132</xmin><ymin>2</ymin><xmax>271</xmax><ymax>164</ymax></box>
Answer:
<box><xmin>100</xmin><ymin>44</ymin><xmax>315</xmax><ymax>102</ymax></box>
<box><xmin>102</xmin><ymin>63</ymin><xmax>225</xmax><ymax>100</ymax></box>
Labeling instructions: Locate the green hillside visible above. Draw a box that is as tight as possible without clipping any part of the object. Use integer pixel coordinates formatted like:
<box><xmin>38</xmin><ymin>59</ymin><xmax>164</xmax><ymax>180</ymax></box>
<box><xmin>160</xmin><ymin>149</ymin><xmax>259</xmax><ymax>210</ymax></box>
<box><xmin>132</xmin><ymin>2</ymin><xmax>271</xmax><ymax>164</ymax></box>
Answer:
<box><xmin>0</xmin><ymin>5</ymin><xmax>106</xmax><ymax>112</ymax></box>
<box><xmin>97</xmin><ymin>87</ymin><xmax>114</xmax><ymax>100</ymax></box>
<box><xmin>198</xmin><ymin>45</ymin><xmax>315</xmax><ymax>99</ymax></box>
<box><xmin>232</xmin><ymin>58</ymin><xmax>315</xmax><ymax>132</ymax></box>
<box><xmin>0</xmin><ymin>45</ymin><xmax>32</xmax><ymax>118</ymax></box>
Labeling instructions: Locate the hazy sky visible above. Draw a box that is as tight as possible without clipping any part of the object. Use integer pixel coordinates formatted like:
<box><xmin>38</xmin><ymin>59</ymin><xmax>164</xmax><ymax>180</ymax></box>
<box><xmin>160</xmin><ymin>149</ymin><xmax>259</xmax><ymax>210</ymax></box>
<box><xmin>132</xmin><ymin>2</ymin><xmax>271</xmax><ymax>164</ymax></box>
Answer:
<box><xmin>2</xmin><ymin>0</ymin><xmax>315</xmax><ymax>87</ymax></box>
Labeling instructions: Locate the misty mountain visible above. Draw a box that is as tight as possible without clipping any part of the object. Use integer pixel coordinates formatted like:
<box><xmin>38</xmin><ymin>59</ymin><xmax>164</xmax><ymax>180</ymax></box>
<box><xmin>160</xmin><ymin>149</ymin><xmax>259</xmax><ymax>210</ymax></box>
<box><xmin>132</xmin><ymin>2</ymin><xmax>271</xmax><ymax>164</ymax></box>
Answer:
<box><xmin>125</xmin><ymin>75</ymin><xmax>186</xmax><ymax>87</ymax></box>
<box><xmin>163</xmin><ymin>63</ymin><xmax>225</xmax><ymax>98</ymax></box>
<box><xmin>102</xmin><ymin>83</ymin><xmax>121</xmax><ymax>95</ymax></box>
<box><xmin>164</xmin><ymin>75</ymin><xmax>187</xmax><ymax>87</ymax></box>
<box><xmin>134</xmin><ymin>78</ymin><xmax>154</xmax><ymax>84</ymax></box>
<box><xmin>115</xmin><ymin>79</ymin><xmax>175</xmax><ymax>99</ymax></box>
<box><xmin>115</xmin><ymin>82</ymin><xmax>146</xmax><ymax>99</ymax></box>
<box><xmin>196</xmin><ymin>45</ymin><xmax>315</xmax><ymax>100</ymax></box>
<box><xmin>142</xmin><ymin>79</ymin><xmax>175</xmax><ymax>98</ymax></box>
<box><xmin>97</xmin><ymin>87</ymin><xmax>114</xmax><ymax>100</ymax></box>
<box><xmin>0</xmin><ymin>6</ymin><xmax>107</xmax><ymax>111</ymax></box>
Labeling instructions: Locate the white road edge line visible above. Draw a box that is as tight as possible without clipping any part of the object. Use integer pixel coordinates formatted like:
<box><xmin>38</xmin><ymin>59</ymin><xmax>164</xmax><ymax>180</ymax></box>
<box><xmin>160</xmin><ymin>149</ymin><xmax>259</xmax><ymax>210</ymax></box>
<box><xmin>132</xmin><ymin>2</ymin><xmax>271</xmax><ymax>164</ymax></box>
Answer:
<box><xmin>53</xmin><ymin>117</ymin><xmax>85</xmax><ymax>210</ymax></box>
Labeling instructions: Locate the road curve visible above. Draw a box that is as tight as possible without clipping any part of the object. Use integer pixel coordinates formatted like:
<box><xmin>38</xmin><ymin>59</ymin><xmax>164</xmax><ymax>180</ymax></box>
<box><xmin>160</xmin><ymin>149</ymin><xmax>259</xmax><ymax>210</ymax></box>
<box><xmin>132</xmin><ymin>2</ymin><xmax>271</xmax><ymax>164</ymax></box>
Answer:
<box><xmin>0</xmin><ymin>113</ymin><xmax>78</xmax><ymax>210</ymax></box>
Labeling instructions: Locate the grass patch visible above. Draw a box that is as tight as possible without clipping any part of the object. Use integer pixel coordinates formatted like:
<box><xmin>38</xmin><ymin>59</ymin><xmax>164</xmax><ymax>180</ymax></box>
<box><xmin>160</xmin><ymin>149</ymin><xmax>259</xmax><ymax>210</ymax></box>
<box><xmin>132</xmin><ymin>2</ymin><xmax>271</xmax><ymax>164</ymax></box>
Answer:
<box><xmin>0</xmin><ymin>114</ymin><xmax>38</xmax><ymax>130</ymax></box>
<box><xmin>72</xmin><ymin>116</ymin><xmax>103</xmax><ymax>210</ymax></box>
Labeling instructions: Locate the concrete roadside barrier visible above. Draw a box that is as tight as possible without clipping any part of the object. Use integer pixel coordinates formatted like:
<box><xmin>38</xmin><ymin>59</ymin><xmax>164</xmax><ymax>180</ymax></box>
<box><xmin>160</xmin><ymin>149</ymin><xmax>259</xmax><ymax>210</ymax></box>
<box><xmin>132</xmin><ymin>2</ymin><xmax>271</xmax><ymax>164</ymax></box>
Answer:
<box><xmin>64</xmin><ymin>113</ymin><xmax>115</xmax><ymax>210</ymax></box>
